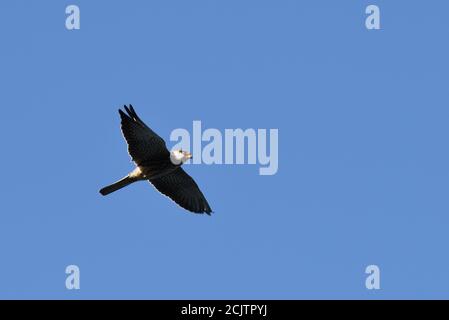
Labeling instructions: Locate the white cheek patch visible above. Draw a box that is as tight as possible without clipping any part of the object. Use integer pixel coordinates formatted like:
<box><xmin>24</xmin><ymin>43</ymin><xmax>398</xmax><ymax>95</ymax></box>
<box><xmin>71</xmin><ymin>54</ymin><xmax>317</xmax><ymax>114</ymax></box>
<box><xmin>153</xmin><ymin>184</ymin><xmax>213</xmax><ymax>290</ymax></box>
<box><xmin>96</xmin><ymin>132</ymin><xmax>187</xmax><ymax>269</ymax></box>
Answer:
<box><xmin>170</xmin><ymin>152</ymin><xmax>182</xmax><ymax>165</ymax></box>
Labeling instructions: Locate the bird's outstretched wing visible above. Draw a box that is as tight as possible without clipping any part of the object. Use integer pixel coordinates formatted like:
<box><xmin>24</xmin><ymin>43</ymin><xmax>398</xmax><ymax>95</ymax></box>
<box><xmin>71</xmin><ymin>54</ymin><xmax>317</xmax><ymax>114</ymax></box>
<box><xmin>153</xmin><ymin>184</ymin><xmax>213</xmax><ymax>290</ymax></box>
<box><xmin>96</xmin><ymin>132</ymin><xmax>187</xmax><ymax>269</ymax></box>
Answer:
<box><xmin>149</xmin><ymin>168</ymin><xmax>213</xmax><ymax>215</ymax></box>
<box><xmin>119</xmin><ymin>105</ymin><xmax>169</xmax><ymax>165</ymax></box>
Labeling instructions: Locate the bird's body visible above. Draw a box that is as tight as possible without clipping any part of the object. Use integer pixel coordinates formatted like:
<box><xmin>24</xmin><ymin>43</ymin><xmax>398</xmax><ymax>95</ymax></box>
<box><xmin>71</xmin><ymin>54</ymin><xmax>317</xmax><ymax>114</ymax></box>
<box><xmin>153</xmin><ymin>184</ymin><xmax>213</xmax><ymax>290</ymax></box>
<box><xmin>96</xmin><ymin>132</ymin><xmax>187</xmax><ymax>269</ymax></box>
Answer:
<box><xmin>100</xmin><ymin>105</ymin><xmax>213</xmax><ymax>215</ymax></box>
<box><xmin>131</xmin><ymin>160</ymin><xmax>177</xmax><ymax>180</ymax></box>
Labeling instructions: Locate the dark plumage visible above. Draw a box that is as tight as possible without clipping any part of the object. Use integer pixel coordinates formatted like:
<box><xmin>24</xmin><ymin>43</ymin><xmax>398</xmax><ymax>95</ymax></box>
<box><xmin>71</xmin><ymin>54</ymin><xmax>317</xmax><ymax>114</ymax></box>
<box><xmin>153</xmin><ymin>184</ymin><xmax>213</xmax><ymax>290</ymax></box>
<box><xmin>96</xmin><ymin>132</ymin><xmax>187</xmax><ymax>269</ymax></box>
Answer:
<box><xmin>100</xmin><ymin>105</ymin><xmax>213</xmax><ymax>215</ymax></box>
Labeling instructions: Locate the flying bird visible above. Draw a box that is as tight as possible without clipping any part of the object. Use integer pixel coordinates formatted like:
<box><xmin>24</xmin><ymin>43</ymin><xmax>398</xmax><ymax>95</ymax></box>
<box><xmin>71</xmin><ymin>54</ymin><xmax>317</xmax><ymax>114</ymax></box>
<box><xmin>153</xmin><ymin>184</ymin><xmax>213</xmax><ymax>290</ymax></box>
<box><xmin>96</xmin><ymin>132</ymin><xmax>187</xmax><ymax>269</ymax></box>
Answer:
<box><xmin>100</xmin><ymin>105</ymin><xmax>212</xmax><ymax>215</ymax></box>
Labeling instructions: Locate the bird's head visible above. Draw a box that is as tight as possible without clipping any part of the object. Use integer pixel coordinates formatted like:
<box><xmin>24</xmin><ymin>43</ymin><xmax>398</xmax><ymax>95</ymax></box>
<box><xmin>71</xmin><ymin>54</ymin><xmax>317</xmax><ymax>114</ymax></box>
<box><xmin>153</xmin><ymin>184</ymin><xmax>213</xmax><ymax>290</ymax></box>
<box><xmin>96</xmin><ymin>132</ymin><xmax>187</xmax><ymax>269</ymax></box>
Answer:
<box><xmin>170</xmin><ymin>149</ymin><xmax>192</xmax><ymax>165</ymax></box>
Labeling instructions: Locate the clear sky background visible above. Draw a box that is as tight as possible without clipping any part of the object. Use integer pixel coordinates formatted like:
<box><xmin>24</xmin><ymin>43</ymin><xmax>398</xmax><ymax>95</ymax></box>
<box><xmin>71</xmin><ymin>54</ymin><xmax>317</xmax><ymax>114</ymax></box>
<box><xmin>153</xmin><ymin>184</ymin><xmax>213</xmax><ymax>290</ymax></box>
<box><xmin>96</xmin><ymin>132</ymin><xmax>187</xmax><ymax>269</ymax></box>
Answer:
<box><xmin>0</xmin><ymin>0</ymin><xmax>448</xmax><ymax>299</ymax></box>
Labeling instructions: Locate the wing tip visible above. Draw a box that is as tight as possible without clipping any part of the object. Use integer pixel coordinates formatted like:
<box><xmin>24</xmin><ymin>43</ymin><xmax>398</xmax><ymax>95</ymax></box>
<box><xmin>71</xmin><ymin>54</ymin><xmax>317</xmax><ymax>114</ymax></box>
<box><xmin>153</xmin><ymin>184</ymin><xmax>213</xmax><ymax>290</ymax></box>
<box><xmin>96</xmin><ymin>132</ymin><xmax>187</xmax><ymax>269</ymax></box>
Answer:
<box><xmin>205</xmin><ymin>207</ymin><xmax>213</xmax><ymax>215</ymax></box>
<box><xmin>118</xmin><ymin>108</ymin><xmax>127</xmax><ymax>119</ymax></box>
<box><xmin>199</xmin><ymin>206</ymin><xmax>213</xmax><ymax>215</ymax></box>
<box><xmin>124</xmin><ymin>104</ymin><xmax>132</xmax><ymax>117</ymax></box>
<box><xmin>192</xmin><ymin>209</ymin><xmax>212</xmax><ymax>215</ymax></box>
<box><xmin>118</xmin><ymin>104</ymin><xmax>133</xmax><ymax>115</ymax></box>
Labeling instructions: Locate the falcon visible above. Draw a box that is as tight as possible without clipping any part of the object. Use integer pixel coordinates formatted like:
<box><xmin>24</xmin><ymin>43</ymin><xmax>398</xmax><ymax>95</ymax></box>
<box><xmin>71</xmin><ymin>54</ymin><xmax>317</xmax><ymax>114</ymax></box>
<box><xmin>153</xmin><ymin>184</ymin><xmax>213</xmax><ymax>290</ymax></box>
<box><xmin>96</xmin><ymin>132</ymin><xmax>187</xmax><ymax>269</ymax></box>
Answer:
<box><xmin>100</xmin><ymin>105</ymin><xmax>213</xmax><ymax>215</ymax></box>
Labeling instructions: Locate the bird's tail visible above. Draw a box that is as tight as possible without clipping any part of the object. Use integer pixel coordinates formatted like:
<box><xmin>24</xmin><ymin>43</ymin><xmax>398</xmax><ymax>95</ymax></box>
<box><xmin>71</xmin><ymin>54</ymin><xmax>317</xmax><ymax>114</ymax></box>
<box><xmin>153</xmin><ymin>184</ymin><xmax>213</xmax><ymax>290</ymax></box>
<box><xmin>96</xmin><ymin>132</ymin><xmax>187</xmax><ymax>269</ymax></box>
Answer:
<box><xmin>99</xmin><ymin>176</ymin><xmax>137</xmax><ymax>196</ymax></box>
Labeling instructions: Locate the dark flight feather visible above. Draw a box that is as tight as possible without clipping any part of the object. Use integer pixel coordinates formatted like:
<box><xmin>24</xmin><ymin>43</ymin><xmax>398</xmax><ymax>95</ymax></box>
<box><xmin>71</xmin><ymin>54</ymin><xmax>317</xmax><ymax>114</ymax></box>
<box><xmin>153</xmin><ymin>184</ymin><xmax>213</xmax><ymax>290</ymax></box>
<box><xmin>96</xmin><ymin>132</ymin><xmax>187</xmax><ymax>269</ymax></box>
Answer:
<box><xmin>149</xmin><ymin>167</ymin><xmax>213</xmax><ymax>215</ymax></box>
<box><xmin>119</xmin><ymin>106</ymin><xmax>169</xmax><ymax>165</ymax></box>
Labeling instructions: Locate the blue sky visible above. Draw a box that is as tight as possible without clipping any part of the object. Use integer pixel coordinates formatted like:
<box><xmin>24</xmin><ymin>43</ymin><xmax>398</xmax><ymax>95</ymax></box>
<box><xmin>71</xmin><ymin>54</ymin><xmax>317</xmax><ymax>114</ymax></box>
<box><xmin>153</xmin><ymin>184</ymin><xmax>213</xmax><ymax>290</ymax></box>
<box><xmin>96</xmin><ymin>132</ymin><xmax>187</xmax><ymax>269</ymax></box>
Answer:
<box><xmin>0</xmin><ymin>0</ymin><xmax>448</xmax><ymax>299</ymax></box>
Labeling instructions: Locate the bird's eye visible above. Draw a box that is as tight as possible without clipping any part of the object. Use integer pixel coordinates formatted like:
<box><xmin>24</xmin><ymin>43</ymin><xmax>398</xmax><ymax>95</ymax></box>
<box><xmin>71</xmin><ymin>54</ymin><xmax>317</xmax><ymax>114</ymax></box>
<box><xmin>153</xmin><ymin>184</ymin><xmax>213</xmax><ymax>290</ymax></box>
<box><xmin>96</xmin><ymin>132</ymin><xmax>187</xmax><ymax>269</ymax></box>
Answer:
<box><xmin>179</xmin><ymin>149</ymin><xmax>183</xmax><ymax>153</ymax></box>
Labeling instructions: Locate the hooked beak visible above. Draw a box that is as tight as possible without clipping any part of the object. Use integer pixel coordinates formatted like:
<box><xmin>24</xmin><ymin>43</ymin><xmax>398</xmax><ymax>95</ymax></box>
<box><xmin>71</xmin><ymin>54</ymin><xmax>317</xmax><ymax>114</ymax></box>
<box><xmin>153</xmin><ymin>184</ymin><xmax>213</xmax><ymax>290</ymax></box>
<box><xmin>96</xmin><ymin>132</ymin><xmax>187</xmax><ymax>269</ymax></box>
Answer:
<box><xmin>185</xmin><ymin>152</ymin><xmax>193</xmax><ymax>159</ymax></box>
